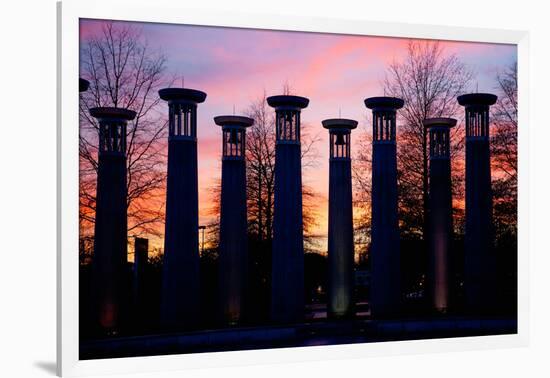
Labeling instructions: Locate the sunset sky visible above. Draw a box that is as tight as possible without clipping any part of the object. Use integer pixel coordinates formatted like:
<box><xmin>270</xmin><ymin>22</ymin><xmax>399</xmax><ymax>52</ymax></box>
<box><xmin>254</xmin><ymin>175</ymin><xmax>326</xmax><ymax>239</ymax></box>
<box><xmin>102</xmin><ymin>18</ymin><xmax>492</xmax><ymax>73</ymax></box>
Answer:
<box><xmin>80</xmin><ymin>19</ymin><xmax>517</xmax><ymax>253</ymax></box>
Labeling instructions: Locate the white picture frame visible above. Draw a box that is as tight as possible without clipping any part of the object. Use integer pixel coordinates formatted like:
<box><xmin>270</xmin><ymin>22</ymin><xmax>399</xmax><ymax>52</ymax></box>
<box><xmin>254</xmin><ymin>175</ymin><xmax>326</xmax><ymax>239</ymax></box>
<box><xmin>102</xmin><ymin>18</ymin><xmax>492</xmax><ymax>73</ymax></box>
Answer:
<box><xmin>57</xmin><ymin>1</ymin><xmax>529</xmax><ymax>376</ymax></box>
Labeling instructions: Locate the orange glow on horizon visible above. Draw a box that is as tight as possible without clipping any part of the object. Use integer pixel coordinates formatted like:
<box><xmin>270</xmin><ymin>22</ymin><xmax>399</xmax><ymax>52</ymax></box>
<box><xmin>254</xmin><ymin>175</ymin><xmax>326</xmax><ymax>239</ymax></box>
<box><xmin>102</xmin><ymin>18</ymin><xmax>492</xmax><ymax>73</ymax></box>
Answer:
<box><xmin>79</xmin><ymin>20</ymin><xmax>517</xmax><ymax>256</ymax></box>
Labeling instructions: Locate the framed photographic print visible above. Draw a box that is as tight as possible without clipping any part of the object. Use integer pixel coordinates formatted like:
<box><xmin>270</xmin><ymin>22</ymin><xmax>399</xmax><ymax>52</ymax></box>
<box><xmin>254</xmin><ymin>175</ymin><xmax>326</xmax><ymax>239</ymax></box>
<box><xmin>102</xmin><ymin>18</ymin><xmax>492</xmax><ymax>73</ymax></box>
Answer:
<box><xmin>58</xmin><ymin>1</ymin><xmax>529</xmax><ymax>376</ymax></box>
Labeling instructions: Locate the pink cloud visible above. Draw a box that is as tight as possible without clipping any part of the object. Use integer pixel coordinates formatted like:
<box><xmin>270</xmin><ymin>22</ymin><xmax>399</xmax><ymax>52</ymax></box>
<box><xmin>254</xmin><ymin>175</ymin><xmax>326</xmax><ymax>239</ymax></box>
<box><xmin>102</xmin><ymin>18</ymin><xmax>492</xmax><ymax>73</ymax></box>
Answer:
<box><xmin>80</xmin><ymin>19</ymin><xmax>517</xmax><ymax>251</ymax></box>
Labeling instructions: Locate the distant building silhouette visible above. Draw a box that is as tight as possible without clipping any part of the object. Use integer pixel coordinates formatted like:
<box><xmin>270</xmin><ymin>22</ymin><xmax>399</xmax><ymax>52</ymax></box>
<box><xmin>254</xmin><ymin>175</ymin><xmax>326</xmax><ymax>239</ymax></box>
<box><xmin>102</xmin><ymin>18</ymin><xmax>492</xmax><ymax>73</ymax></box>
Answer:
<box><xmin>268</xmin><ymin>94</ymin><xmax>309</xmax><ymax>323</ymax></box>
<box><xmin>89</xmin><ymin>106</ymin><xmax>136</xmax><ymax>331</ymax></box>
<box><xmin>364</xmin><ymin>96</ymin><xmax>404</xmax><ymax>318</ymax></box>
<box><xmin>159</xmin><ymin>87</ymin><xmax>207</xmax><ymax>329</ymax></box>
<box><xmin>215</xmin><ymin>115</ymin><xmax>254</xmax><ymax>325</ymax></box>
<box><xmin>425</xmin><ymin>117</ymin><xmax>457</xmax><ymax>313</ymax></box>
<box><xmin>133</xmin><ymin>237</ymin><xmax>149</xmax><ymax>324</ymax></box>
<box><xmin>458</xmin><ymin>93</ymin><xmax>498</xmax><ymax>314</ymax></box>
<box><xmin>323</xmin><ymin>118</ymin><xmax>358</xmax><ymax>319</ymax></box>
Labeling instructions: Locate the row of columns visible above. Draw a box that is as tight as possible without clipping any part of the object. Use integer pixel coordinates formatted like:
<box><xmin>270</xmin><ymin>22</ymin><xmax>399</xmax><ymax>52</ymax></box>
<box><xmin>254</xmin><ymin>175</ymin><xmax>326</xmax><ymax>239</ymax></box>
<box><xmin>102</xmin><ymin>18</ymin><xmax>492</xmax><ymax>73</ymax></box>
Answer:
<box><xmin>81</xmin><ymin>78</ymin><xmax>498</xmax><ymax>331</ymax></box>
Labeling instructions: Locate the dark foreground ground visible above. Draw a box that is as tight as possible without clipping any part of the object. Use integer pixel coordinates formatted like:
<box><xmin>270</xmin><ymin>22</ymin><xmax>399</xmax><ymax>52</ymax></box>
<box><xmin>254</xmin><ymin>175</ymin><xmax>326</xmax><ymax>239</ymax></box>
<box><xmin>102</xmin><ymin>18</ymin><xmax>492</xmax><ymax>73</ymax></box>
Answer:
<box><xmin>80</xmin><ymin>316</ymin><xmax>517</xmax><ymax>360</ymax></box>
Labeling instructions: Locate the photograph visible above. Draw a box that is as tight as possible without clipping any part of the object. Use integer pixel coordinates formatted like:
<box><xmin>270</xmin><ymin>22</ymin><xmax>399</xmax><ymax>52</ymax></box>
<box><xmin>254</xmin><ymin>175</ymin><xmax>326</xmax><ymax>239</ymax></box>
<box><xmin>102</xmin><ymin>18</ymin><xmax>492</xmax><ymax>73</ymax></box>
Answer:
<box><xmin>77</xmin><ymin>18</ymin><xmax>518</xmax><ymax>360</ymax></box>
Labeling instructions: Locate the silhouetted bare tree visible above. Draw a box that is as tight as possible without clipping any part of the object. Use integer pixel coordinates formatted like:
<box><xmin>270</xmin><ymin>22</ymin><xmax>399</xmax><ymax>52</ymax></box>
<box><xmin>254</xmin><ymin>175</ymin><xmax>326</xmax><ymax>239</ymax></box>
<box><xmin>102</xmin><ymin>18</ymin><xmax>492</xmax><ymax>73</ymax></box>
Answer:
<box><xmin>351</xmin><ymin>120</ymin><xmax>372</xmax><ymax>258</ymax></box>
<box><xmin>245</xmin><ymin>90</ymin><xmax>321</xmax><ymax>251</ymax></box>
<box><xmin>203</xmin><ymin>89</ymin><xmax>321</xmax><ymax>252</ymax></box>
<box><xmin>245</xmin><ymin>92</ymin><xmax>276</xmax><ymax>243</ymax></box>
<box><xmin>79</xmin><ymin>22</ymin><xmax>169</xmax><ymax>246</ymax></box>
<box><xmin>383</xmin><ymin>41</ymin><xmax>473</xmax><ymax>238</ymax></box>
<box><xmin>204</xmin><ymin>178</ymin><xmax>222</xmax><ymax>252</ymax></box>
<box><xmin>491</xmin><ymin>61</ymin><xmax>518</xmax><ymax>237</ymax></box>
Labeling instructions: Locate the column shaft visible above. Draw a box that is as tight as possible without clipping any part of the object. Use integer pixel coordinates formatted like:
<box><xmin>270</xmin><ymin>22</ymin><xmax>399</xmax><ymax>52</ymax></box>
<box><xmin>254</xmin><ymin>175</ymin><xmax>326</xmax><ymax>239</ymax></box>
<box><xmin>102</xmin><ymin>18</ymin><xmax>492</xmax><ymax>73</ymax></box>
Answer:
<box><xmin>93</xmin><ymin>153</ymin><xmax>128</xmax><ymax>330</ymax></box>
<box><xmin>271</xmin><ymin>143</ymin><xmax>304</xmax><ymax>323</ymax></box>
<box><xmin>428</xmin><ymin>158</ymin><xmax>453</xmax><ymax>312</ymax></box>
<box><xmin>133</xmin><ymin>237</ymin><xmax>148</xmax><ymax>325</ymax></box>
<box><xmin>458</xmin><ymin>93</ymin><xmax>497</xmax><ymax>314</ymax></box>
<box><xmin>161</xmin><ymin>139</ymin><xmax>200</xmax><ymax>328</ymax></box>
<box><xmin>219</xmin><ymin>159</ymin><xmax>248</xmax><ymax>323</ymax></box>
<box><xmin>370</xmin><ymin>142</ymin><xmax>401</xmax><ymax>317</ymax></box>
<box><xmin>465</xmin><ymin>138</ymin><xmax>494</xmax><ymax>312</ymax></box>
<box><xmin>327</xmin><ymin>159</ymin><xmax>354</xmax><ymax>318</ymax></box>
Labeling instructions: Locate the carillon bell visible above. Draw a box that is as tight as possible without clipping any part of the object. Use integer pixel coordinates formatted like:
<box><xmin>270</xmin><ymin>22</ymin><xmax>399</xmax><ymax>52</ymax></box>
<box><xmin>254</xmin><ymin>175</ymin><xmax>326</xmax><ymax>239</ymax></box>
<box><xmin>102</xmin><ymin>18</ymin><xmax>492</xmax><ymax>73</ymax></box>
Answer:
<box><xmin>285</xmin><ymin>112</ymin><xmax>294</xmax><ymax>124</ymax></box>
<box><xmin>228</xmin><ymin>129</ymin><xmax>240</xmax><ymax>144</ymax></box>
<box><xmin>335</xmin><ymin>133</ymin><xmax>346</xmax><ymax>145</ymax></box>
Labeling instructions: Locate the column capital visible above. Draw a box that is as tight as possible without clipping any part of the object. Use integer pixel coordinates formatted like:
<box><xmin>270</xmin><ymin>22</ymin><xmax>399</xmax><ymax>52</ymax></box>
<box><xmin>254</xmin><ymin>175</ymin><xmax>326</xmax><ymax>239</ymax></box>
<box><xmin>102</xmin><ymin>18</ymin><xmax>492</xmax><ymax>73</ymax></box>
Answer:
<box><xmin>423</xmin><ymin>117</ymin><xmax>457</xmax><ymax>129</ymax></box>
<box><xmin>322</xmin><ymin>118</ymin><xmax>358</xmax><ymax>131</ymax></box>
<box><xmin>267</xmin><ymin>95</ymin><xmax>309</xmax><ymax>110</ymax></box>
<box><xmin>458</xmin><ymin>93</ymin><xmax>497</xmax><ymax>139</ymax></box>
<box><xmin>215</xmin><ymin>115</ymin><xmax>254</xmax><ymax>160</ymax></box>
<box><xmin>214</xmin><ymin>115</ymin><xmax>254</xmax><ymax>129</ymax></box>
<box><xmin>89</xmin><ymin>107</ymin><xmax>136</xmax><ymax>122</ymax></box>
<box><xmin>159</xmin><ymin>87</ymin><xmax>207</xmax><ymax>104</ymax></box>
<box><xmin>457</xmin><ymin>93</ymin><xmax>497</xmax><ymax>108</ymax></box>
<box><xmin>268</xmin><ymin>94</ymin><xmax>309</xmax><ymax>144</ymax></box>
<box><xmin>159</xmin><ymin>87</ymin><xmax>207</xmax><ymax>140</ymax></box>
<box><xmin>323</xmin><ymin>118</ymin><xmax>357</xmax><ymax>160</ymax></box>
<box><xmin>364</xmin><ymin>96</ymin><xmax>404</xmax><ymax>112</ymax></box>
<box><xmin>79</xmin><ymin>78</ymin><xmax>89</xmax><ymax>92</ymax></box>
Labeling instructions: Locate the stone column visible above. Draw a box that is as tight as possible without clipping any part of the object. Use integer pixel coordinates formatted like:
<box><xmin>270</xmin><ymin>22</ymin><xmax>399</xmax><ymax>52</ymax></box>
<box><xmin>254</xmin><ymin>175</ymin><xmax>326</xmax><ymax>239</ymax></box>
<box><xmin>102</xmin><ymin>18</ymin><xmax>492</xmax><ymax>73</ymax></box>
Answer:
<box><xmin>90</xmin><ymin>106</ymin><xmax>136</xmax><ymax>332</ymax></box>
<box><xmin>322</xmin><ymin>118</ymin><xmax>358</xmax><ymax>319</ymax></box>
<box><xmin>268</xmin><ymin>95</ymin><xmax>309</xmax><ymax>323</ymax></box>
<box><xmin>458</xmin><ymin>93</ymin><xmax>498</xmax><ymax>314</ymax></box>
<box><xmin>364</xmin><ymin>96</ymin><xmax>404</xmax><ymax>318</ymax></box>
<box><xmin>215</xmin><ymin>115</ymin><xmax>254</xmax><ymax>325</ymax></box>
<box><xmin>159</xmin><ymin>87</ymin><xmax>207</xmax><ymax>329</ymax></box>
<box><xmin>425</xmin><ymin>117</ymin><xmax>457</xmax><ymax>313</ymax></box>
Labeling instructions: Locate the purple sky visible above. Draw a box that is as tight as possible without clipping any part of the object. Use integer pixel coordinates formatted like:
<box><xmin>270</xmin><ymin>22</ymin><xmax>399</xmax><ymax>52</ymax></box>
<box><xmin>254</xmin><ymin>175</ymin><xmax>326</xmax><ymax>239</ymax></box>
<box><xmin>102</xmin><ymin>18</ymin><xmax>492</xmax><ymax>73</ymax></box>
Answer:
<box><xmin>80</xmin><ymin>19</ymin><xmax>517</xmax><ymax>251</ymax></box>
